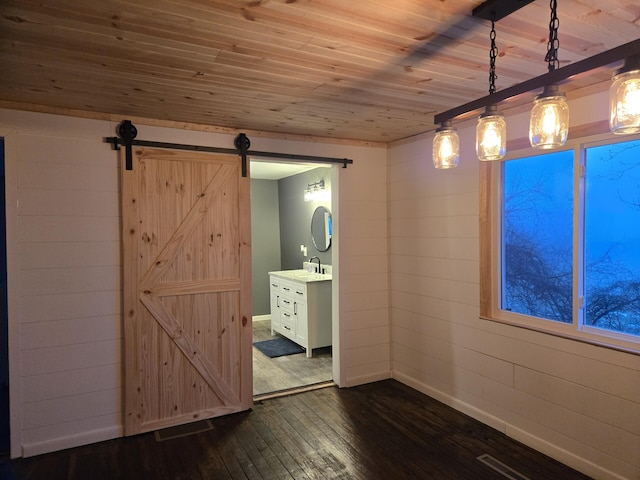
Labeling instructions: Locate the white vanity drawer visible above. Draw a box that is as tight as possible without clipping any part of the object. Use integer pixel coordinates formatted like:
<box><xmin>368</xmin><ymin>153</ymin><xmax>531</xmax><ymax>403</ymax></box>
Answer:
<box><xmin>280</xmin><ymin>310</ymin><xmax>296</xmax><ymax>339</ymax></box>
<box><xmin>280</xmin><ymin>296</ymin><xmax>294</xmax><ymax>310</ymax></box>
<box><xmin>292</xmin><ymin>284</ymin><xmax>306</xmax><ymax>300</ymax></box>
<box><xmin>279</xmin><ymin>280</ymin><xmax>306</xmax><ymax>298</ymax></box>
<box><xmin>279</xmin><ymin>281</ymin><xmax>293</xmax><ymax>296</ymax></box>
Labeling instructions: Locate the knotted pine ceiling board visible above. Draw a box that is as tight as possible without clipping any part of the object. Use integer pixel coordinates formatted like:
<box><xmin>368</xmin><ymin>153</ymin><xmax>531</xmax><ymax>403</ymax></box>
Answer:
<box><xmin>1</xmin><ymin>0</ymin><xmax>639</xmax><ymax>142</ymax></box>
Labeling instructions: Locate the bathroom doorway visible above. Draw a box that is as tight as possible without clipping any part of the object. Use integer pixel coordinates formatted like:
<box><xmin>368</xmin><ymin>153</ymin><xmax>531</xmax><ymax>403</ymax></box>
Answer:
<box><xmin>250</xmin><ymin>160</ymin><xmax>335</xmax><ymax>398</ymax></box>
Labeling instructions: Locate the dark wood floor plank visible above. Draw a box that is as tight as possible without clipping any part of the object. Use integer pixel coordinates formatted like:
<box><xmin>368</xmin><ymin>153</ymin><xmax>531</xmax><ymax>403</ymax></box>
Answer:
<box><xmin>247</xmin><ymin>403</ymin><xmax>308</xmax><ymax>480</ymax></box>
<box><xmin>194</xmin><ymin>430</ymin><xmax>236</xmax><ymax>479</ymax></box>
<box><xmin>251</xmin><ymin>401</ymin><xmax>324</xmax><ymax>479</ymax></box>
<box><xmin>269</xmin><ymin>397</ymin><xmax>347</xmax><ymax>478</ymax></box>
<box><xmin>284</xmin><ymin>393</ymin><xmax>364</xmax><ymax>479</ymax></box>
<box><xmin>347</xmin><ymin>381</ymin><xmax>591</xmax><ymax>480</ymax></box>
<box><xmin>169</xmin><ymin>433</ymin><xmax>235</xmax><ymax>480</ymax></box>
<box><xmin>159</xmin><ymin>435</ymin><xmax>203</xmax><ymax>480</ymax></box>
<box><xmin>71</xmin><ymin>440</ymin><xmax>126</xmax><ymax>480</ymax></box>
<box><xmin>337</xmin><ymin>383</ymin><xmax>497</xmax><ymax>478</ymax></box>
<box><xmin>294</xmin><ymin>388</ymin><xmax>422</xmax><ymax>479</ymax></box>
<box><xmin>357</xmin><ymin>382</ymin><xmax>522</xmax><ymax>478</ymax></box>
<box><xmin>232</xmin><ymin>411</ymin><xmax>290</xmax><ymax>480</ymax></box>
<box><xmin>199</xmin><ymin>419</ymin><xmax>249</xmax><ymax>480</ymax></box>
<box><xmin>213</xmin><ymin>414</ymin><xmax>263</xmax><ymax>480</ymax></box>
<box><xmin>311</xmin><ymin>386</ymin><xmax>439</xmax><ymax>474</ymax></box>
<box><xmin>309</xmin><ymin>385</ymin><xmax>478</xmax><ymax>479</ymax></box>
<box><xmin>12</xmin><ymin>447</ymin><xmax>72</xmax><ymax>480</ymax></box>
<box><xmin>9</xmin><ymin>380</ymin><xmax>593</xmax><ymax>480</ymax></box>
<box><xmin>143</xmin><ymin>435</ymin><xmax>180</xmax><ymax>480</ymax></box>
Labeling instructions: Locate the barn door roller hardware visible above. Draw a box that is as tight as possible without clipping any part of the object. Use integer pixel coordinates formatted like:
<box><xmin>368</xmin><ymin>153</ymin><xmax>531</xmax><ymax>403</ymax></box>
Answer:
<box><xmin>116</xmin><ymin>120</ymin><xmax>137</xmax><ymax>171</ymax></box>
<box><xmin>234</xmin><ymin>133</ymin><xmax>251</xmax><ymax>177</ymax></box>
<box><xmin>105</xmin><ymin>121</ymin><xmax>354</xmax><ymax>175</ymax></box>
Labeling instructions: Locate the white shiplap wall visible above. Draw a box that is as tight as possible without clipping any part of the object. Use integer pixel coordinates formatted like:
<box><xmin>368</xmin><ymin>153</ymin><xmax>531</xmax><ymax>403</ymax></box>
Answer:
<box><xmin>388</xmin><ymin>91</ymin><xmax>640</xmax><ymax>480</ymax></box>
<box><xmin>337</xmin><ymin>158</ymin><xmax>390</xmax><ymax>385</ymax></box>
<box><xmin>6</xmin><ymin>115</ymin><xmax>123</xmax><ymax>456</ymax></box>
<box><xmin>1</xmin><ymin>108</ymin><xmax>389</xmax><ymax>457</ymax></box>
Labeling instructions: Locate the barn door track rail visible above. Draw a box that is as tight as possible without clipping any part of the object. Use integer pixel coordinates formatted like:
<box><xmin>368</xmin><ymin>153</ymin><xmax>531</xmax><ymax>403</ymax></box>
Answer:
<box><xmin>105</xmin><ymin>120</ymin><xmax>354</xmax><ymax>176</ymax></box>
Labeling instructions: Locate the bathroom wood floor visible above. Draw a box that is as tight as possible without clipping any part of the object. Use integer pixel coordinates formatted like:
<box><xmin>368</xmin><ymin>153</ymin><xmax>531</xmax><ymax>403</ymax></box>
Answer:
<box><xmin>252</xmin><ymin>319</ymin><xmax>332</xmax><ymax>397</ymax></box>
<box><xmin>7</xmin><ymin>380</ymin><xmax>592</xmax><ymax>479</ymax></box>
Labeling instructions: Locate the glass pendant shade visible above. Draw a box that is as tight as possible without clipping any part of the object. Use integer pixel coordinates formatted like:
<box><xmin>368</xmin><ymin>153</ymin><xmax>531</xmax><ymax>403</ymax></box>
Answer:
<box><xmin>433</xmin><ymin>122</ymin><xmax>459</xmax><ymax>169</ymax></box>
<box><xmin>529</xmin><ymin>84</ymin><xmax>569</xmax><ymax>149</ymax></box>
<box><xmin>610</xmin><ymin>59</ymin><xmax>640</xmax><ymax>134</ymax></box>
<box><xmin>476</xmin><ymin>105</ymin><xmax>506</xmax><ymax>161</ymax></box>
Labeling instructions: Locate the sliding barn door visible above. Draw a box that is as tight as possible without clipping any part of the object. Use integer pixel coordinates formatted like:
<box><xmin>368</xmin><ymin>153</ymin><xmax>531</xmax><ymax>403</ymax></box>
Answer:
<box><xmin>121</xmin><ymin>147</ymin><xmax>252</xmax><ymax>435</ymax></box>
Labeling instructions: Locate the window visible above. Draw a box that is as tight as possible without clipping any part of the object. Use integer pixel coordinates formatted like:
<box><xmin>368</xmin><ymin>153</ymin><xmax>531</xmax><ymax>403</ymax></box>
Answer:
<box><xmin>584</xmin><ymin>140</ymin><xmax>640</xmax><ymax>337</ymax></box>
<box><xmin>480</xmin><ymin>135</ymin><xmax>640</xmax><ymax>352</ymax></box>
<box><xmin>502</xmin><ymin>150</ymin><xmax>573</xmax><ymax>322</ymax></box>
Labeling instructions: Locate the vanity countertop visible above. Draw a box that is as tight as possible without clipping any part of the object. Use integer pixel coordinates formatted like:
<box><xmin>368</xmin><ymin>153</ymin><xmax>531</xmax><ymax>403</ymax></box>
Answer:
<box><xmin>269</xmin><ymin>269</ymin><xmax>332</xmax><ymax>283</ymax></box>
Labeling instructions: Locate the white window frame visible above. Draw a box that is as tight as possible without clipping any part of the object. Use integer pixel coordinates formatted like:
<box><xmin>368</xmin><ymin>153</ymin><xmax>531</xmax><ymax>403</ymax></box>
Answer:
<box><xmin>480</xmin><ymin>130</ymin><xmax>640</xmax><ymax>355</ymax></box>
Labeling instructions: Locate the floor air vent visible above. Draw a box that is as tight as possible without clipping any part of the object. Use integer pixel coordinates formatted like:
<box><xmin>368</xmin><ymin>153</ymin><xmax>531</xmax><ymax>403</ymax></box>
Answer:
<box><xmin>477</xmin><ymin>454</ymin><xmax>530</xmax><ymax>480</ymax></box>
<box><xmin>154</xmin><ymin>419</ymin><xmax>214</xmax><ymax>442</ymax></box>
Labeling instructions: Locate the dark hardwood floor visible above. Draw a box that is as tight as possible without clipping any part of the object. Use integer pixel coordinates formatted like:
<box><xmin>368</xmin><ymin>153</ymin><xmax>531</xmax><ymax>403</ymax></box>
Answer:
<box><xmin>2</xmin><ymin>380</ymin><xmax>592</xmax><ymax>479</ymax></box>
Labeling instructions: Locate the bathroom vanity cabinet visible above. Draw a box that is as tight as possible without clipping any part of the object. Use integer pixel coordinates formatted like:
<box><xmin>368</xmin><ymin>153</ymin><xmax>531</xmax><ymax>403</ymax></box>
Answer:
<box><xmin>269</xmin><ymin>271</ymin><xmax>332</xmax><ymax>357</ymax></box>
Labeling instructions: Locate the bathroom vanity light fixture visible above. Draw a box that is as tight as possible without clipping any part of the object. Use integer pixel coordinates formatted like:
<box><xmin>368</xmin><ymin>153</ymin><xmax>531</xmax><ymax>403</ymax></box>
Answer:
<box><xmin>304</xmin><ymin>180</ymin><xmax>329</xmax><ymax>202</ymax></box>
<box><xmin>476</xmin><ymin>12</ymin><xmax>506</xmax><ymax>161</ymax></box>
<box><xmin>610</xmin><ymin>55</ymin><xmax>640</xmax><ymax>134</ymax></box>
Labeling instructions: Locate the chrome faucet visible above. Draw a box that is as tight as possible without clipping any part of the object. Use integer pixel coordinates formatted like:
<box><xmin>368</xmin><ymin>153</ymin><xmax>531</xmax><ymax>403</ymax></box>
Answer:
<box><xmin>309</xmin><ymin>256</ymin><xmax>321</xmax><ymax>273</ymax></box>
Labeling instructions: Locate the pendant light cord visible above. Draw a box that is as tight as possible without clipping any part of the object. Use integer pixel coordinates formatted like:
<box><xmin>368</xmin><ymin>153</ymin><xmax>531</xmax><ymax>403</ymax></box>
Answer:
<box><xmin>545</xmin><ymin>0</ymin><xmax>560</xmax><ymax>72</ymax></box>
<box><xmin>489</xmin><ymin>14</ymin><xmax>498</xmax><ymax>94</ymax></box>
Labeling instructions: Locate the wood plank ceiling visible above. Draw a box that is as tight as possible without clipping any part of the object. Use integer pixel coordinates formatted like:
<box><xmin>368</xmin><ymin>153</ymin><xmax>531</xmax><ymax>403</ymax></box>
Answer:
<box><xmin>1</xmin><ymin>0</ymin><xmax>639</xmax><ymax>143</ymax></box>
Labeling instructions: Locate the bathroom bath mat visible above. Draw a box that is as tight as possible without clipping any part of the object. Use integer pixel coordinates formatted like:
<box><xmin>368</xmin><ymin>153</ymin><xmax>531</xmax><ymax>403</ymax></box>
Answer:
<box><xmin>254</xmin><ymin>337</ymin><xmax>305</xmax><ymax>358</ymax></box>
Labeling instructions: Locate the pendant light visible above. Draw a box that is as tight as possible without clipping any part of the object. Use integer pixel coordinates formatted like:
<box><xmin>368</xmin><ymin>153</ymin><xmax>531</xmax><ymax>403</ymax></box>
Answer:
<box><xmin>529</xmin><ymin>0</ymin><xmax>569</xmax><ymax>149</ymax></box>
<box><xmin>433</xmin><ymin>120</ymin><xmax>459</xmax><ymax>169</ymax></box>
<box><xmin>476</xmin><ymin>13</ymin><xmax>506</xmax><ymax>161</ymax></box>
<box><xmin>610</xmin><ymin>55</ymin><xmax>640</xmax><ymax>134</ymax></box>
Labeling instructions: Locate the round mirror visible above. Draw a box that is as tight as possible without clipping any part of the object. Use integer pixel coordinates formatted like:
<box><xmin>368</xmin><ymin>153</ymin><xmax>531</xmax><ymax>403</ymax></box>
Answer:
<box><xmin>311</xmin><ymin>206</ymin><xmax>332</xmax><ymax>252</ymax></box>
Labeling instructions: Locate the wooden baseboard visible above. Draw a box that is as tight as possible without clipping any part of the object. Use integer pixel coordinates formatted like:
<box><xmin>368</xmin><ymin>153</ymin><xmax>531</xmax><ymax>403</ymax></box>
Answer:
<box><xmin>21</xmin><ymin>425</ymin><xmax>122</xmax><ymax>458</ymax></box>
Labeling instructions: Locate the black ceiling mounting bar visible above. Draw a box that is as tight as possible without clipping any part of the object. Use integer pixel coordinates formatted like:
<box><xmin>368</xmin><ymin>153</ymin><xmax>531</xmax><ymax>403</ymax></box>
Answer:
<box><xmin>435</xmin><ymin>38</ymin><xmax>640</xmax><ymax>125</ymax></box>
<box><xmin>472</xmin><ymin>0</ymin><xmax>534</xmax><ymax>22</ymax></box>
<box><xmin>105</xmin><ymin>120</ymin><xmax>354</xmax><ymax>176</ymax></box>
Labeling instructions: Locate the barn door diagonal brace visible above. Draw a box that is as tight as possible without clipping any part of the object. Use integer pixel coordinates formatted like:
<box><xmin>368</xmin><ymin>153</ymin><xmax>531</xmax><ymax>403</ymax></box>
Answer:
<box><xmin>105</xmin><ymin>120</ymin><xmax>354</xmax><ymax>175</ymax></box>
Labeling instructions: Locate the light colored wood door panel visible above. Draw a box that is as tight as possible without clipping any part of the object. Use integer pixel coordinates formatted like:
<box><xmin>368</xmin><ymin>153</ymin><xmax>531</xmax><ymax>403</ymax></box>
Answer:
<box><xmin>122</xmin><ymin>147</ymin><xmax>251</xmax><ymax>435</ymax></box>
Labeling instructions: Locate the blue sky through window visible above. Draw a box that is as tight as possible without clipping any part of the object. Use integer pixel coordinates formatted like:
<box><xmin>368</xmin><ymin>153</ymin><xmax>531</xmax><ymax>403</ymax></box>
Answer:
<box><xmin>585</xmin><ymin>138</ymin><xmax>640</xmax><ymax>335</ymax></box>
<box><xmin>501</xmin><ymin>138</ymin><xmax>640</xmax><ymax>337</ymax></box>
<box><xmin>502</xmin><ymin>150</ymin><xmax>573</xmax><ymax>322</ymax></box>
